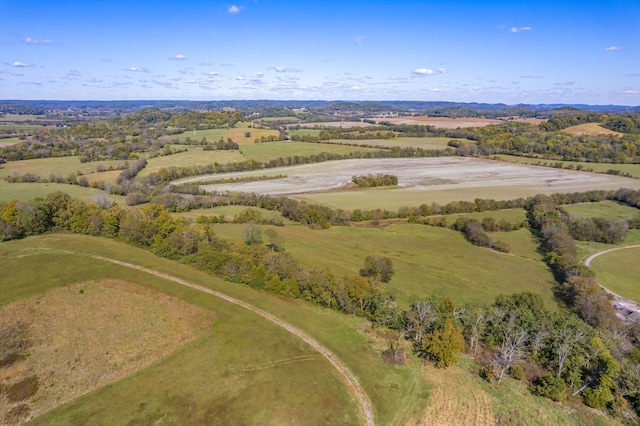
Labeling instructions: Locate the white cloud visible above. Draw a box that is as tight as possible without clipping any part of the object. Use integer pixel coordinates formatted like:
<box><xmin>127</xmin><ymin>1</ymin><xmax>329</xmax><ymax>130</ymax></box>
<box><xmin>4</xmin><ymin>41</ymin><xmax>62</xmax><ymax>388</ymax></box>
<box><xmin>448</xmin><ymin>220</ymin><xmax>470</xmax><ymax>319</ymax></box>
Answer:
<box><xmin>7</xmin><ymin>61</ymin><xmax>32</xmax><ymax>67</ymax></box>
<box><xmin>169</xmin><ymin>54</ymin><xmax>187</xmax><ymax>60</ymax></box>
<box><xmin>355</xmin><ymin>35</ymin><xmax>367</xmax><ymax>45</ymax></box>
<box><xmin>605</xmin><ymin>46</ymin><xmax>622</xmax><ymax>51</ymax></box>
<box><xmin>124</xmin><ymin>67</ymin><xmax>150</xmax><ymax>72</ymax></box>
<box><xmin>519</xmin><ymin>74</ymin><xmax>543</xmax><ymax>79</ymax></box>
<box><xmin>623</xmin><ymin>90</ymin><xmax>638</xmax><ymax>94</ymax></box>
<box><xmin>25</xmin><ymin>37</ymin><xmax>52</xmax><ymax>45</ymax></box>
<box><xmin>510</xmin><ymin>26</ymin><xmax>532</xmax><ymax>33</ymax></box>
<box><xmin>413</xmin><ymin>68</ymin><xmax>447</xmax><ymax>76</ymax></box>
<box><xmin>228</xmin><ymin>5</ymin><xmax>242</xmax><ymax>14</ymax></box>
<box><xmin>269</xmin><ymin>66</ymin><xmax>302</xmax><ymax>73</ymax></box>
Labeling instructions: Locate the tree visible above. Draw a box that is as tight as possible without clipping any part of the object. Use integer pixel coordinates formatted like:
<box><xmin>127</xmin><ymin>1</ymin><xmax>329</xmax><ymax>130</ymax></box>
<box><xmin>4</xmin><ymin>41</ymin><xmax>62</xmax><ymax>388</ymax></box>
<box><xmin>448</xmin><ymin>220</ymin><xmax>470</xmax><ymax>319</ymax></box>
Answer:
<box><xmin>244</xmin><ymin>222</ymin><xmax>262</xmax><ymax>245</ymax></box>
<box><xmin>421</xmin><ymin>319</ymin><xmax>465</xmax><ymax>368</ymax></box>
<box><xmin>264</xmin><ymin>228</ymin><xmax>283</xmax><ymax>251</ymax></box>
<box><xmin>359</xmin><ymin>255</ymin><xmax>394</xmax><ymax>283</ymax></box>
<box><xmin>492</xmin><ymin>325</ymin><xmax>529</xmax><ymax>382</ymax></box>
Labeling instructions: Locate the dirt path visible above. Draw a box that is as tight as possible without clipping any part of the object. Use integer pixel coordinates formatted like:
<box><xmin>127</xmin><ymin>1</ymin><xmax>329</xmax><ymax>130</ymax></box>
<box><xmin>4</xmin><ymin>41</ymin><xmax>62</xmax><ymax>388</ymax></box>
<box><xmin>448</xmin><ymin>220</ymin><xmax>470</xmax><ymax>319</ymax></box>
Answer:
<box><xmin>90</xmin><ymin>255</ymin><xmax>375</xmax><ymax>426</ymax></box>
<box><xmin>583</xmin><ymin>245</ymin><xmax>640</xmax><ymax>322</ymax></box>
<box><xmin>410</xmin><ymin>364</ymin><xmax>493</xmax><ymax>426</ymax></box>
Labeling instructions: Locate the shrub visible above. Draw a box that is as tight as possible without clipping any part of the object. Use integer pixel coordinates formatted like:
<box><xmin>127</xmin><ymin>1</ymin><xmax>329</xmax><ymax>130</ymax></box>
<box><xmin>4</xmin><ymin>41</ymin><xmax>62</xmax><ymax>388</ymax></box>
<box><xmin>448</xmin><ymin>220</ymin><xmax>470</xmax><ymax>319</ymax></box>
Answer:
<box><xmin>509</xmin><ymin>365</ymin><xmax>525</xmax><ymax>381</ymax></box>
<box><xmin>535</xmin><ymin>374</ymin><xmax>567</xmax><ymax>402</ymax></box>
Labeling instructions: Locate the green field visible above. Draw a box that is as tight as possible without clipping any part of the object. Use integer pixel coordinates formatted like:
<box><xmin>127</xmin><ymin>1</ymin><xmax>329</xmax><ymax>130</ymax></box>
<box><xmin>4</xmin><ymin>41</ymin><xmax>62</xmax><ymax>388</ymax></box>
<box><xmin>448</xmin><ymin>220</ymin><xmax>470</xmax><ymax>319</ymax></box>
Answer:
<box><xmin>173</xmin><ymin>205</ymin><xmax>291</xmax><ymax>224</ymax></box>
<box><xmin>0</xmin><ymin>234</ymin><xmax>428</xmax><ymax>425</ymax></box>
<box><xmin>590</xmin><ymin>246</ymin><xmax>640</xmax><ymax>303</ymax></box>
<box><xmin>289</xmin><ymin>129</ymin><xmax>322</xmax><ymax>137</ymax></box>
<box><xmin>211</xmin><ymin>222</ymin><xmax>557</xmax><ymax>309</ymax></box>
<box><xmin>139</xmin><ymin>150</ymin><xmax>245</xmax><ymax>176</ymax></box>
<box><xmin>435</xmin><ymin>208</ymin><xmax>527</xmax><ymax>226</ymax></box>
<box><xmin>239</xmin><ymin>141</ymin><xmax>382</xmax><ymax>162</ymax></box>
<box><xmin>493</xmin><ymin>154</ymin><xmax>640</xmax><ymax>179</ymax></box>
<box><xmin>561</xmin><ymin>200</ymin><xmax>640</xmax><ymax>221</ymax></box>
<box><xmin>0</xmin><ymin>156</ymin><xmax>126</xmax><ymax>179</ymax></box>
<box><xmin>0</xmin><ymin>180</ymin><xmax>125</xmax><ymax>204</ymax></box>
<box><xmin>329</xmin><ymin>137</ymin><xmax>467</xmax><ymax>150</ymax></box>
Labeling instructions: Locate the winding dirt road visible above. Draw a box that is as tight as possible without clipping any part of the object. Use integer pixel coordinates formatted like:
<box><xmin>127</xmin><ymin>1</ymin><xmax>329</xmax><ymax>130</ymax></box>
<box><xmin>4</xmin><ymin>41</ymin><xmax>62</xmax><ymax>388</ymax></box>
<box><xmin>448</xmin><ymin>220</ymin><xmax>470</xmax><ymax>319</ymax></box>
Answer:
<box><xmin>583</xmin><ymin>245</ymin><xmax>640</xmax><ymax>322</ymax></box>
<box><xmin>90</xmin><ymin>255</ymin><xmax>376</xmax><ymax>426</ymax></box>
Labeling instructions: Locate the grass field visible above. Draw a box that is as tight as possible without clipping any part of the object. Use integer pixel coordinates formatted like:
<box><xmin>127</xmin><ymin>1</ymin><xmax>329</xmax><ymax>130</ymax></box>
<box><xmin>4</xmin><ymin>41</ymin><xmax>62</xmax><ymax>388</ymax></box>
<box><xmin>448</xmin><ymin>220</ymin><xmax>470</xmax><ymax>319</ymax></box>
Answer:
<box><xmin>0</xmin><ymin>234</ymin><xmax>428</xmax><ymax>425</ymax></box>
<box><xmin>138</xmin><ymin>150</ymin><xmax>245</xmax><ymax>176</ymax></box>
<box><xmin>288</xmin><ymin>129</ymin><xmax>322</xmax><ymax>137</ymax></box>
<box><xmin>435</xmin><ymin>208</ymin><xmax>528</xmax><ymax>225</ymax></box>
<box><xmin>589</xmin><ymin>246</ymin><xmax>640</xmax><ymax>303</ymax></box>
<box><xmin>0</xmin><ymin>180</ymin><xmax>126</xmax><ymax>204</ymax></box>
<box><xmin>211</xmin><ymin>222</ymin><xmax>558</xmax><ymax>309</ymax></box>
<box><xmin>561</xmin><ymin>201</ymin><xmax>640</xmax><ymax>221</ymax></box>
<box><xmin>238</xmin><ymin>141</ymin><xmax>381</xmax><ymax>162</ymax></box>
<box><xmin>329</xmin><ymin>137</ymin><xmax>467</xmax><ymax>150</ymax></box>
<box><xmin>0</xmin><ymin>156</ymin><xmax>126</xmax><ymax>180</ymax></box>
<box><xmin>0</xmin><ymin>137</ymin><xmax>21</xmax><ymax>146</ymax></box>
<box><xmin>561</xmin><ymin>123</ymin><xmax>623</xmax><ymax>136</ymax></box>
<box><xmin>493</xmin><ymin>154</ymin><xmax>640</xmax><ymax>179</ymax></box>
<box><xmin>173</xmin><ymin>205</ymin><xmax>291</xmax><ymax>224</ymax></box>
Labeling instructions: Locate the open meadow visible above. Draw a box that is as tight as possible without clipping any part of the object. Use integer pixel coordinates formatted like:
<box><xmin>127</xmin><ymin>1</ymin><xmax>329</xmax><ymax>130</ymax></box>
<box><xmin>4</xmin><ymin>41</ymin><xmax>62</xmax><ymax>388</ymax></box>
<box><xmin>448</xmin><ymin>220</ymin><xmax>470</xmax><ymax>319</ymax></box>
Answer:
<box><xmin>589</xmin><ymin>247</ymin><xmax>640</xmax><ymax>303</ymax></box>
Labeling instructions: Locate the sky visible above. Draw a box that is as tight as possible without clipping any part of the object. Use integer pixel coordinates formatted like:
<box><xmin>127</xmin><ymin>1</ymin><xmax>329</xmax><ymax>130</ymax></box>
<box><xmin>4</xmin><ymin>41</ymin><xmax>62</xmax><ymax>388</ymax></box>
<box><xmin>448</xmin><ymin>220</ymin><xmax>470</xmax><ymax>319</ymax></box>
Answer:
<box><xmin>1</xmin><ymin>0</ymin><xmax>639</xmax><ymax>105</ymax></box>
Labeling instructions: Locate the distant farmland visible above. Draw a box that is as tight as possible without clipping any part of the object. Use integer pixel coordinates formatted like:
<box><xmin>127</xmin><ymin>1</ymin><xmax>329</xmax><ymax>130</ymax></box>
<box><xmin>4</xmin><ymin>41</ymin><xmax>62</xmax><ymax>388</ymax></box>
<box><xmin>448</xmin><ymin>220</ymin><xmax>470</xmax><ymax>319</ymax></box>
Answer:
<box><xmin>178</xmin><ymin>157</ymin><xmax>640</xmax><ymax>210</ymax></box>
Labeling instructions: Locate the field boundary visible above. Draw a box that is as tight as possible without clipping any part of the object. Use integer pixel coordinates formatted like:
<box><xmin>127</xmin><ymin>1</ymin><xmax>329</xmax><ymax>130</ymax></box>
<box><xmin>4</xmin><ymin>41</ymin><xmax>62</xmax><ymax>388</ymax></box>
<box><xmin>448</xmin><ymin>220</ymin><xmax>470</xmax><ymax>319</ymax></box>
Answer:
<box><xmin>583</xmin><ymin>245</ymin><xmax>640</xmax><ymax>321</ymax></box>
<box><xmin>89</xmin><ymin>254</ymin><xmax>376</xmax><ymax>426</ymax></box>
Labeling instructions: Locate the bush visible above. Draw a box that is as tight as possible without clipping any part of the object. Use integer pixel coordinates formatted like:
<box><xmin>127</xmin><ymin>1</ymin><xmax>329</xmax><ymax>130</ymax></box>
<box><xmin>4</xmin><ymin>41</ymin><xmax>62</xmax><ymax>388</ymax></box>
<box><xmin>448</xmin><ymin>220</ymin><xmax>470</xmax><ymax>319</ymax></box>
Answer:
<box><xmin>535</xmin><ymin>374</ymin><xmax>567</xmax><ymax>402</ymax></box>
<box><xmin>509</xmin><ymin>365</ymin><xmax>525</xmax><ymax>381</ymax></box>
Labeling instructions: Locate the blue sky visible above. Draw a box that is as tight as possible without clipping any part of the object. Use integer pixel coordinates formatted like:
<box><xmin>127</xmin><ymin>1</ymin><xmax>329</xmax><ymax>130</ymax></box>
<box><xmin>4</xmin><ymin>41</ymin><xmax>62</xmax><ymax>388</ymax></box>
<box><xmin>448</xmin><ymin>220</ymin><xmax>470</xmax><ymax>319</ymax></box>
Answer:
<box><xmin>1</xmin><ymin>0</ymin><xmax>639</xmax><ymax>105</ymax></box>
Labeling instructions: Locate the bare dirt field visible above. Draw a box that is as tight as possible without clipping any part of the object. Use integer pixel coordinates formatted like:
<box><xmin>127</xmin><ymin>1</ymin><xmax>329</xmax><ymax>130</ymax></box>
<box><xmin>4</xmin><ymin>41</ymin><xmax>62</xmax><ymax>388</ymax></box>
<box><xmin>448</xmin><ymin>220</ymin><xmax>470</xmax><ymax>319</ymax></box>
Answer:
<box><xmin>182</xmin><ymin>157</ymin><xmax>640</xmax><ymax>209</ymax></box>
<box><xmin>378</xmin><ymin>117</ymin><xmax>503</xmax><ymax>128</ymax></box>
<box><xmin>0</xmin><ymin>280</ymin><xmax>215</xmax><ymax>425</ymax></box>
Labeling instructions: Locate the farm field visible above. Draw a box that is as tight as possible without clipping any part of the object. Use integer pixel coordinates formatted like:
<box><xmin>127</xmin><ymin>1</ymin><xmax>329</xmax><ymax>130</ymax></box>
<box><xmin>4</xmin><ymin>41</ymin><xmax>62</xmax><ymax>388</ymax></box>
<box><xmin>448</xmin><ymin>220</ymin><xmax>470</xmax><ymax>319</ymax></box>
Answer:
<box><xmin>0</xmin><ymin>234</ymin><xmax>423</xmax><ymax>425</ymax></box>
<box><xmin>589</xmin><ymin>246</ymin><xmax>640</xmax><ymax>303</ymax></box>
<box><xmin>561</xmin><ymin>123</ymin><xmax>623</xmax><ymax>136</ymax></box>
<box><xmin>237</xmin><ymin>141</ymin><xmax>381</xmax><ymax>162</ymax></box>
<box><xmin>379</xmin><ymin>117</ymin><xmax>504</xmax><ymax>128</ymax></box>
<box><xmin>182</xmin><ymin>157</ymin><xmax>640</xmax><ymax>210</ymax></box>
<box><xmin>299</xmin><ymin>121</ymin><xmax>377</xmax><ymax>128</ymax></box>
<box><xmin>492</xmin><ymin>154</ymin><xmax>640</xmax><ymax>179</ymax></box>
<box><xmin>329</xmin><ymin>137</ymin><xmax>466</xmax><ymax>150</ymax></box>
<box><xmin>211</xmin><ymin>222</ymin><xmax>558</xmax><ymax>308</ymax></box>
<box><xmin>0</xmin><ymin>180</ymin><xmax>125</xmax><ymax>204</ymax></box>
<box><xmin>561</xmin><ymin>200</ymin><xmax>640</xmax><ymax>221</ymax></box>
<box><xmin>138</xmin><ymin>150</ymin><xmax>245</xmax><ymax>176</ymax></box>
<box><xmin>0</xmin><ymin>156</ymin><xmax>126</xmax><ymax>179</ymax></box>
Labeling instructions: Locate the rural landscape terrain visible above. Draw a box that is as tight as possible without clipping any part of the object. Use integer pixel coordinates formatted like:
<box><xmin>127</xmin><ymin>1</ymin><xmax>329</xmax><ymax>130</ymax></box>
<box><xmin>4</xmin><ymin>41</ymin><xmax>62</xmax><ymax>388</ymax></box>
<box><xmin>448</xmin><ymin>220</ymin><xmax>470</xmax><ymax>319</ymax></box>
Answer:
<box><xmin>2</xmin><ymin>99</ymin><xmax>640</xmax><ymax>426</ymax></box>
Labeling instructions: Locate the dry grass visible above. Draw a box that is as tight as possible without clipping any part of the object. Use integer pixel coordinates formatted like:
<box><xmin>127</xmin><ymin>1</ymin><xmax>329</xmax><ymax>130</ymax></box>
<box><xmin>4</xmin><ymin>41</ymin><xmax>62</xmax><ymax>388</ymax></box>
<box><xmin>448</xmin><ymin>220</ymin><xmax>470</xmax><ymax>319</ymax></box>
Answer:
<box><xmin>0</xmin><ymin>279</ymin><xmax>215</xmax><ymax>424</ymax></box>
<box><xmin>561</xmin><ymin>123</ymin><xmax>623</xmax><ymax>136</ymax></box>
<box><xmin>410</xmin><ymin>363</ymin><xmax>494</xmax><ymax>426</ymax></box>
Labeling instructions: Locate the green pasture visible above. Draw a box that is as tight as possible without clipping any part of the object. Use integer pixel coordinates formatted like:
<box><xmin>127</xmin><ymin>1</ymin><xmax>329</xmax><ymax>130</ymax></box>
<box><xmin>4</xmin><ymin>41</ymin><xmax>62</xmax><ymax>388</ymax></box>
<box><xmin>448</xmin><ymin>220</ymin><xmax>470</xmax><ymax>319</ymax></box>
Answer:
<box><xmin>138</xmin><ymin>150</ymin><xmax>245</xmax><ymax>177</ymax></box>
<box><xmin>1</xmin><ymin>234</ymin><xmax>428</xmax><ymax>425</ymax></box>
<box><xmin>0</xmin><ymin>156</ymin><xmax>126</xmax><ymax>180</ymax></box>
<box><xmin>289</xmin><ymin>129</ymin><xmax>322</xmax><ymax>138</ymax></box>
<box><xmin>0</xmin><ymin>137</ymin><xmax>21</xmax><ymax>146</ymax></box>
<box><xmin>0</xmin><ymin>180</ymin><xmax>125</xmax><ymax>204</ymax></box>
<box><xmin>590</xmin><ymin>246</ymin><xmax>640</xmax><ymax>303</ymax></box>
<box><xmin>173</xmin><ymin>205</ymin><xmax>291</xmax><ymax>224</ymax></box>
<box><xmin>297</xmin><ymin>185</ymin><xmax>545</xmax><ymax>211</ymax></box>
<box><xmin>212</xmin><ymin>222</ymin><xmax>557</xmax><ymax>309</ymax></box>
<box><xmin>561</xmin><ymin>200</ymin><xmax>640</xmax><ymax>221</ymax></box>
<box><xmin>575</xmin><ymin>229</ymin><xmax>640</xmax><ymax>264</ymax></box>
<box><xmin>171</xmin><ymin>128</ymin><xmax>227</xmax><ymax>142</ymax></box>
<box><xmin>238</xmin><ymin>141</ymin><xmax>381</xmax><ymax>163</ymax></box>
<box><xmin>493</xmin><ymin>154</ymin><xmax>640</xmax><ymax>179</ymax></box>
<box><xmin>329</xmin><ymin>137</ymin><xmax>467</xmax><ymax>150</ymax></box>
<box><xmin>435</xmin><ymin>208</ymin><xmax>528</xmax><ymax>226</ymax></box>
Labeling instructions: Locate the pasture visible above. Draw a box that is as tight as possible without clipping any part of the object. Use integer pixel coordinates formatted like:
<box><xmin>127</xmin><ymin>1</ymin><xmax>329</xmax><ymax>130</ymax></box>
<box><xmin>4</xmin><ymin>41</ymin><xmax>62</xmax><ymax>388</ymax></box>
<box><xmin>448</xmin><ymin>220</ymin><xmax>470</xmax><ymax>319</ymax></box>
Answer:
<box><xmin>211</xmin><ymin>222</ymin><xmax>558</xmax><ymax>308</ymax></box>
<box><xmin>329</xmin><ymin>137</ymin><xmax>466</xmax><ymax>150</ymax></box>
<box><xmin>589</xmin><ymin>246</ymin><xmax>640</xmax><ymax>303</ymax></box>
<box><xmin>0</xmin><ymin>180</ymin><xmax>124</xmax><ymax>204</ymax></box>
<box><xmin>561</xmin><ymin>201</ymin><xmax>640</xmax><ymax>221</ymax></box>
<box><xmin>138</xmin><ymin>150</ymin><xmax>245</xmax><ymax>177</ymax></box>
<box><xmin>0</xmin><ymin>156</ymin><xmax>126</xmax><ymax>180</ymax></box>
<box><xmin>379</xmin><ymin>117</ymin><xmax>504</xmax><ymax>128</ymax></box>
<box><xmin>0</xmin><ymin>234</ymin><xmax>427</xmax><ymax>425</ymax></box>
<box><xmin>561</xmin><ymin>123</ymin><xmax>623</xmax><ymax>136</ymax></box>
<box><xmin>237</xmin><ymin>141</ymin><xmax>381</xmax><ymax>162</ymax></box>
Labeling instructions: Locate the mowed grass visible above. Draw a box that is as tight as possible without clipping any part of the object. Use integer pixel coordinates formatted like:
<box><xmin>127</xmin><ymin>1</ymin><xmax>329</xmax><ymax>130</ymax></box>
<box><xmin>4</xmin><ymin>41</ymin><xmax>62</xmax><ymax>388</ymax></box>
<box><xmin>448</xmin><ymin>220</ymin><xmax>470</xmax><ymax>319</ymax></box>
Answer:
<box><xmin>435</xmin><ymin>208</ymin><xmax>528</xmax><ymax>226</ymax></box>
<box><xmin>590</xmin><ymin>246</ymin><xmax>640</xmax><ymax>303</ymax></box>
<box><xmin>239</xmin><ymin>141</ymin><xmax>382</xmax><ymax>162</ymax></box>
<box><xmin>329</xmin><ymin>137</ymin><xmax>467</xmax><ymax>150</ymax></box>
<box><xmin>173</xmin><ymin>205</ymin><xmax>291</xmax><ymax>224</ymax></box>
<box><xmin>0</xmin><ymin>234</ymin><xmax>427</xmax><ymax>425</ymax></box>
<box><xmin>561</xmin><ymin>123</ymin><xmax>623</xmax><ymax>136</ymax></box>
<box><xmin>289</xmin><ymin>129</ymin><xmax>322</xmax><ymax>137</ymax></box>
<box><xmin>0</xmin><ymin>156</ymin><xmax>126</xmax><ymax>179</ymax></box>
<box><xmin>561</xmin><ymin>200</ymin><xmax>640</xmax><ymax>221</ymax></box>
<box><xmin>212</xmin><ymin>222</ymin><xmax>557</xmax><ymax>309</ymax></box>
<box><xmin>0</xmin><ymin>180</ymin><xmax>126</xmax><ymax>204</ymax></box>
<box><xmin>138</xmin><ymin>150</ymin><xmax>245</xmax><ymax>176</ymax></box>
<box><xmin>493</xmin><ymin>154</ymin><xmax>640</xmax><ymax>179</ymax></box>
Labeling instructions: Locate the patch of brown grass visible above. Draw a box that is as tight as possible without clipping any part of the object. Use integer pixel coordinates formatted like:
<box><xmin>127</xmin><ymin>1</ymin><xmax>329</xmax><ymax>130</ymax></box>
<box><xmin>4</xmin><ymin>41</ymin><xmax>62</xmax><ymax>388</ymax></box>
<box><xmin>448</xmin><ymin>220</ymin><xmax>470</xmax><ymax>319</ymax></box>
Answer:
<box><xmin>561</xmin><ymin>123</ymin><xmax>623</xmax><ymax>136</ymax></box>
<box><xmin>0</xmin><ymin>279</ymin><xmax>215</xmax><ymax>424</ymax></box>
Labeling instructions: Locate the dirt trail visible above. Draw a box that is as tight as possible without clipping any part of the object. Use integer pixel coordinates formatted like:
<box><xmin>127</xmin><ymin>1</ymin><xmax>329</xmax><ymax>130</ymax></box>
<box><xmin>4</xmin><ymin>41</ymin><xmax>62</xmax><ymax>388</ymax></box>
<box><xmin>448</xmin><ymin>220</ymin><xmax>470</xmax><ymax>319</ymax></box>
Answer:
<box><xmin>583</xmin><ymin>245</ymin><xmax>640</xmax><ymax>322</ymax></box>
<box><xmin>410</xmin><ymin>364</ymin><xmax>493</xmax><ymax>426</ymax></box>
<box><xmin>90</xmin><ymin>255</ymin><xmax>375</xmax><ymax>426</ymax></box>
